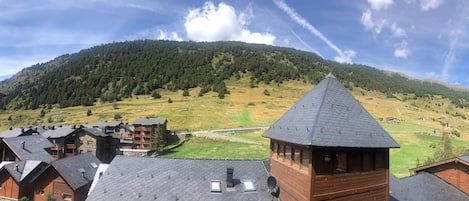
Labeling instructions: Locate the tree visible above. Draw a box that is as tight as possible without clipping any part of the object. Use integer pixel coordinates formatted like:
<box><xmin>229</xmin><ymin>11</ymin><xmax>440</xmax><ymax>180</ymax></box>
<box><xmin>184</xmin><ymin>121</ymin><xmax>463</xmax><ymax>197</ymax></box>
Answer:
<box><xmin>46</xmin><ymin>193</ymin><xmax>57</xmax><ymax>201</ymax></box>
<box><xmin>182</xmin><ymin>88</ymin><xmax>190</xmax><ymax>96</ymax></box>
<box><xmin>433</xmin><ymin>133</ymin><xmax>453</xmax><ymax>161</ymax></box>
<box><xmin>40</xmin><ymin>109</ymin><xmax>46</xmax><ymax>118</ymax></box>
<box><xmin>114</xmin><ymin>113</ymin><xmax>122</xmax><ymax>120</ymax></box>
<box><xmin>87</xmin><ymin>109</ymin><xmax>93</xmax><ymax>116</ymax></box>
<box><xmin>263</xmin><ymin>89</ymin><xmax>271</xmax><ymax>96</ymax></box>
<box><xmin>167</xmin><ymin>98</ymin><xmax>173</xmax><ymax>103</ymax></box>
<box><xmin>151</xmin><ymin>126</ymin><xmax>166</xmax><ymax>153</ymax></box>
<box><xmin>152</xmin><ymin>90</ymin><xmax>162</xmax><ymax>99</ymax></box>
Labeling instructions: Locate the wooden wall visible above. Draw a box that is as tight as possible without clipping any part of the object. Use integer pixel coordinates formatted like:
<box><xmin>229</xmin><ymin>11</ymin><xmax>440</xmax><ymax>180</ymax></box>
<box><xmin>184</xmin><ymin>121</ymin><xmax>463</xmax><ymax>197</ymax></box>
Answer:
<box><xmin>312</xmin><ymin>169</ymin><xmax>388</xmax><ymax>200</ymax></box>
<box><xmin>0</xmin><ymin>173</ymin><xmax>19</xmax><ymax>200</ymax></box>
<box><xmin>33</xmin><ymin>168</ymin><xmax>74</xmax><ymax>201</ymax></box>
<box><xmin>424</xmin><ymin>162</ymin><xmax>469</xmax><ymax>194</ymax></box>
<box><xmin>270</xmin><ymin>157</ymin><xmax>311</xmax><ymax>201</ymax></box>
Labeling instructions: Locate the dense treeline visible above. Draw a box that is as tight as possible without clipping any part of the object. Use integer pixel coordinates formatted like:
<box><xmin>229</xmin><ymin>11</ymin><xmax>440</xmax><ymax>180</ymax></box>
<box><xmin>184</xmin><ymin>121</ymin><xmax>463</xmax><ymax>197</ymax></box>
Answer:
<box><xmin>0</xmin><ymin>40</ymin><xmax>468</xmax><ymax>110</ymax></box>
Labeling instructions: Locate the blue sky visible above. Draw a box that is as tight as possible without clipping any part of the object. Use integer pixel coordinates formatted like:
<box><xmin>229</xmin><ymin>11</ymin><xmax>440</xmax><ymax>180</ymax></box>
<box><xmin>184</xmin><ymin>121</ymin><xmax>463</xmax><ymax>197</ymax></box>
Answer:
<box><xmin>1</xmin><ymin>0</ymin><xmax>469</xmax><ymax>86</ymax></box>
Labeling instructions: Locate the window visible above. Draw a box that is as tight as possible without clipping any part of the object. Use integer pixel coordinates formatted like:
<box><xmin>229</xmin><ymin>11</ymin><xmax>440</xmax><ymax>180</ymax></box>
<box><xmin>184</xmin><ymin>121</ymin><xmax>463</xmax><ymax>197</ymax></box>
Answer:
<box><xmin>348</xmin><ymin>152</ymin><xmax>361</xmax><ymax>172</ymax></box>
<box><xmin>285</xmin><ymin>145</ymin><xmax>292</xmax><ymax>160</ymax></box>
<box><xmin>278</xmin><ymin>144</ymin><xmax>285</xmax><ymax>158</ymax></box>
<box><xmin>210</xmin><ymin>180</ymin><xmax>222</xmax><ymax>193</ymax></box>
<box><xmin>375</xmin><ymin>151</ymin><xmax>386</xmax><ymax>170</ymax></box>
<box><xmin>87</xmin><ymin>140</ymin><xmax>93</xmax><ymax>145</ymax></box>
<box><xmin>362</xmin><ymin>153</ymin><xmax>373</xmax><ymax>171</ymax></box>
<box><xmin>63</xmin><ymin>193</ymin><xmax>72</xmax><ymax>200</ymax></box>
<box><xmin>272</xmin><ymin>142</ymin><xmax>278</xmax><ymax>156</ymax></box>
<box><xmin>334</xmin><ymin>153</ymin><xmax>347</xmax><ymax>173</ymax></box>
<box><xmin>301</xmin><ymin>149</ymin><xmax>310</xmax><ymax>169</ymax></box>
<box><xmin>294</xmin><ymin>148</ymin><xmax>301</xmax><ymax>165</ymax></box>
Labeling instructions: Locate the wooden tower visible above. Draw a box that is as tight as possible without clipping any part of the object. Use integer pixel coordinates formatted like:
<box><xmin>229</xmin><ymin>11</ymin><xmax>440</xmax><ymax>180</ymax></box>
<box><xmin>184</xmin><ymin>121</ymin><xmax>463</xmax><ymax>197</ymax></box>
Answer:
<box><xmin>263</xmin><ymin>74</ymin><xmax>399</xmax><ymax>201</ymax></box>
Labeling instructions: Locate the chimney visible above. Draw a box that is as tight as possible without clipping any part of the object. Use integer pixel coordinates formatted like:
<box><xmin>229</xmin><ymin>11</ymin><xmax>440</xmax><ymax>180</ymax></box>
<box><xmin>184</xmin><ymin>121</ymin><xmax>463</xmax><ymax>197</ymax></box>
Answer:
<box><xmin>78</xmin><ymin>168</ymin><xmax>86</xmax><ymax>178</ymax></box>
<box><xmin>9</xmin><ymin>127</ymin><xmax>12</xmax><ymax>130</ymax></box>
<box><xmin>226</xmin><ymin>167</ymin><xmax>234</xmax><ymax>188</ymax></box>
<box><xmin>15</xmin><ymin>164</ymin><xmax>19</xmax><ymax>172</ymax></box>
<box><xmin>21</xmin><ymin>128</ymin><xmax>24</xmax><ymax>133</ymax></box>
<box><xmin>20</xmin><ymin>141</ymin><xmax>25</xmax><ymax>149</ymax></box>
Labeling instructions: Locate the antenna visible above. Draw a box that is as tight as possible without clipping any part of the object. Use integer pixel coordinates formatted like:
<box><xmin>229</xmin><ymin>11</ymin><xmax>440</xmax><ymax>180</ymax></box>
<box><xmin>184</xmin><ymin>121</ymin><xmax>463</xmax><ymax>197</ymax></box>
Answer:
<box><xmin>267</xmin><ymin>176</ymin><xmax>280</xmax><ymax>200</ymax></box>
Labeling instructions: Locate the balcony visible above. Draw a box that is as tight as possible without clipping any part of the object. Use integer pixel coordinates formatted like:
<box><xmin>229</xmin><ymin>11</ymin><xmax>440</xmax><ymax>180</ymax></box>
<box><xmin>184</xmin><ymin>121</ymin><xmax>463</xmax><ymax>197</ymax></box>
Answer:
<box><xmin>65</xmin><ymin>144</ymin><xmax>76</xmax><ymax>150</ymax></box>
<box><xmin>50</xmin><ymin>146</ymin><xmax>62</xmax><ymax>151</ymax></box>
<box><xmin>65</xmin><ymin>153</ymin><xmax>77</xmax><ymax>158</ymax></box>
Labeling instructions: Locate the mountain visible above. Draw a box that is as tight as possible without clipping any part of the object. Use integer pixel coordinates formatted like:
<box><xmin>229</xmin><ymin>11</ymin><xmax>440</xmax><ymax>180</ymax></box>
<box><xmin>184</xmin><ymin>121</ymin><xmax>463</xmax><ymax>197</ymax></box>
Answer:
<box><xmin>1</xmin><ymin>40</ymin><xmax>468</xmax><ymax>110</ymax></box>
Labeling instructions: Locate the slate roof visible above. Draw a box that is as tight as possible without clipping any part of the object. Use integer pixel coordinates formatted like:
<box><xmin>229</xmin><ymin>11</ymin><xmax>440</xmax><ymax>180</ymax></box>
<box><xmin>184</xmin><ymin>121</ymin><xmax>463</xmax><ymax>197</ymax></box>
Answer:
<box><xmin>86</xmin><ymin>156</ymin><xmax>271</xmax><ymax>201</ymax></box>
<box><xmin>263</xmin><ymin>74</ymin><xmax>399</xmax><ymax>148</ymax></box>
<box><xmin>91</xmin><ymin>121</ymin><xmax>122</xmax><ymax>128</ymax></box>
<box><xmin>2</xmin><ymin>160</ymin><xmax>45</xmax><ymax>182</ymax></box>
<box><xmin>49</xmin><ymin>153</ymin><xmax>101</xmax><ymax>190</ymax></box>
<box><xmin>390</xmin><ymin>173</ymin><xmax>469</xmax><ymax>201</ymax></box>
<box><xmin>41</xmin><ymin>125</ymin><xmax>78</xmax><ymax>139</ymax></box>
<box><xmin>132</xmin><ymin>117</ymin><xmax>167</xmax><ymax>125</ymax></box>
<box><xmin>81</xmin><ymin>128</ymin><xmax>121</xmax><ymax>139</ymax></box>
<box><xmin>2</xmin><ymin>135</ymin><xmax>54</xmax><ymax>163</ymax></box>
<box><xmin>0</xmin><ymin>128</ymin><xmax>36</xmax><ymax>138</ymax></box>
<box><xmin>411</xmin><ymin>155</ymin><xmax>469</xmax><ymax>173</ymax></box>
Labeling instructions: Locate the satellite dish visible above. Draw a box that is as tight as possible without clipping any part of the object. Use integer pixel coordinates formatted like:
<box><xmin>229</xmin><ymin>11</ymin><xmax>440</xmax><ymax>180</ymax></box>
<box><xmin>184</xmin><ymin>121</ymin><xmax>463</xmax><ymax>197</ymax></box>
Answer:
<box><xmin>267</xmin><ymin>176</ymin><xmax>277</xmax><ymax>190</ymax></box>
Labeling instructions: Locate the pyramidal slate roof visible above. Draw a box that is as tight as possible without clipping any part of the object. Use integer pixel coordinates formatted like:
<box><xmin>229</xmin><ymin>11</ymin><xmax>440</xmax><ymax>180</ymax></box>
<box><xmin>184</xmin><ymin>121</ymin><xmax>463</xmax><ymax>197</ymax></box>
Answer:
<box><xmin>263</xmin><ymin>74</ymin><xmax>399</xmax><ymax>148</ymax></box>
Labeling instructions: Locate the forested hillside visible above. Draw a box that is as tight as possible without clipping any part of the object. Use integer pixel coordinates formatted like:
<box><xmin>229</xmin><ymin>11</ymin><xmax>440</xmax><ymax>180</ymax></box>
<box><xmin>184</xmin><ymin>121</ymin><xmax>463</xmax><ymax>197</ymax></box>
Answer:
<box><xmin>1</xmin><ymin>40</ymin><xmax>468</xmax><ymax>110</ymax></box>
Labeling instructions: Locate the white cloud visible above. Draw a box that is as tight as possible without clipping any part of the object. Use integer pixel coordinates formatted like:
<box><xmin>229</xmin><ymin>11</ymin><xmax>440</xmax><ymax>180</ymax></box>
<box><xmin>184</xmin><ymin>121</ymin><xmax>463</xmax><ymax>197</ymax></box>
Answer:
<box><xmin>273</xmin><ymin>0</ymin><xmax>355</xmax><ymax>63</ymax></box>
<box><xmin>360</xmin><ymin>9</ymin><xmax>387</xmax><ymax>34</ymax></box>
<box><xmin>360</xmin><ymin>9</ymin><xmax>374</xmax><ymax>30</ymax></box>
<box><xmin>157</xmin><ymin>30</ymin><xmax>183</xmax><ymax>41</ymax></box>
<box><xmin>390</xmin><ymin>23</ymin><xmax>407</xmax><ymax>37</ymax></box>
<box><xmin>334</xmin><ymin>50</ymin><xmax>357</xmax><ymax>63</ymax></box>
<box><xmin>125</xmin><ymin>28</ymin><xmax>182</xmax><ymax>41</ymax></box>
<box><xmin>420</xmin><ymin>0</ymin><xmax>445</xmax><ymax>11</ymax></box>
<box><xmin>368</xmin><ymin>0</ymin><xmax>394</xmax><ymax>11</ymax></box>
<box><xmin>394</xmin><ymin>40</ymin><xmax>411</xmax><ymax>58</ymax></box>
<box><xmin>184</xmin><ymin>1</ymin><xmax>275</xmax><ymax>45</ymax></box>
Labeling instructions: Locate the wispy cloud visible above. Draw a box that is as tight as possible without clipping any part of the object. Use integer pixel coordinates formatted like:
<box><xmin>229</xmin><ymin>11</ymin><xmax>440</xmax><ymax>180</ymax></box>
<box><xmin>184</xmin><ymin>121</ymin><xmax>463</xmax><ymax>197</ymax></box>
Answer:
<box><xmin>394</xmin><ymin>40</ymin><xmax>411</xmax><ymax>58</ymax></box>
<box><xmin>184</xmin><ymin>1</ymin><xmax>275</xmax><ymax>45</ymax></box>
<box><xmin>289</xmin><ymin>29</ymin><xmax>323</xmax><ymax>57</ymax></box>
<box><xmin>390</xmin><ymin>23</ymin><xmax>407</xmax><ymax>37</ymax></box>
<box><xmin>360</xmin><ymin>9</ymin><xmax>388</xmax><ymax>34</ymax></box>
<box><xmin>273</xmin><ymin>0</ymin><xmax>355</xmax><ymax>63</ymax></box>
<box><xmin>368</xmin><ymin>0</ymin><xmax>394</xmax><ymax>11</ymax></box>
<box><xmin>420</xmin><ymin>0</ymin><xmax>445</xmax><ymax>11</ymax></box>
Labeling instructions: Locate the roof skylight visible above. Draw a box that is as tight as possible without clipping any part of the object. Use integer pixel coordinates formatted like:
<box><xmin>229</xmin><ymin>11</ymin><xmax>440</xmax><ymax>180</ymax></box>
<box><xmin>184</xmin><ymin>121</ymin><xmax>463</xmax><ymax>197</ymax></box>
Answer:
<box><xmin>210</xmin><ymin>180</ymin><xmax>221</xmax><ymax>193</ymax></box>
<box><xmin>243</xmin><ymin>180</ymin><xmax>256</xmax><ymax>192</ymax></box>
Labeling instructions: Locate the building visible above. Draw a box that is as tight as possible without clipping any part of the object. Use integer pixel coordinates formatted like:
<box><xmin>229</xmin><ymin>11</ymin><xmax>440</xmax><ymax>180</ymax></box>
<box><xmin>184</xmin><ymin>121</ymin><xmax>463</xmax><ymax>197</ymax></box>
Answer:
<box><xmin>88</xmin><ymin>121</ymin><xmax>134</xmax><ymax>149</ymax></box>
<box><xmin>263</xmin><ymin>74</ymin><xmax>400</xmax><ymax>201</ymax></box>
<box><xmin>31</xmin><ymin>153</ymin><xmax>100</xmax><ymax>201</ymax></box>
<box><xmin>132</xmin><ymin>118</ymin><xmax>167</xmax><ymax>150</ymax></box>
<box><xmin>41</xmin><ymin>126</ymin><xmax>80</xmax><ymax>160</ymax></box>
<box><xmin>77</xmin><ymin>128</ymin><xmax>120</xmax><ymax>163</ymax></box>
<box><xmin>0</xmin><ymin>135</ymin><xmax>54</xmax><ymax>163</ymax></box>
<box><xmin>42</xmin><ymin>126</ymin><xmax>120</xmax><ymax>163</ymax></box>
<box><xmin>410</xmin><ymin>155</ymin><xmax>469</xmax><ymax>194</ymax></box>
<box><xmin>86</xmin><ymin>156</ymin><xmax>271</xmax><ymax>201</ymax></box>
<box><xmin>390</xmin><ymin>173</ymin><xmax>468</xmax><ymax>201</ymax></box>
<box><xmin>0</xmin><ymin>128</ymin><xmax>38</xmax><ymax>139</ymax></box>
<box><xmin>0</xmin><ymin>160</ymin><xmax>47</xmax><ymax>201</ymax></box>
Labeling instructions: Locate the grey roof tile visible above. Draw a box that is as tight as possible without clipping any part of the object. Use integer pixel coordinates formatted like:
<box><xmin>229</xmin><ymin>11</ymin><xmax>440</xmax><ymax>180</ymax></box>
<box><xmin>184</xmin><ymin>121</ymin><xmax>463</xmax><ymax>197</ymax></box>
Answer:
<box><xmin>3</xmin><ymin>135</ymin><xmax>54</xmax><ymax>163</ymax></box>
<box><xmin>263</xmin><ymin>75</ymin><xmax>399</xmax><ymax>148</ymax></box>
<box><xmin>390</xmin><ymin>173</ymin><xmax>469</xmax><ymax>201</ymax></box>
<box><xmin>86</xmin><ymin>156</ymin><xmax>271</xmax><ymax>201</ymax></box>
<box><xmin>0</xmin><ymin>128</ymin><xmax>36</xmax><ymax>138</ymax></box>
<box><xmin>41</xmin><ymin>125</ymin><xmax>78</xmax><ymax>139</ymax></box>
<box><xmin>132</xmin><ymin>117</ymin><xmax>167</xmax><ymax>125</ymax></box>
<box><xmin>458</xmin><ymin>155</ymin><xmax>469</xmax><ymax>163</ymax></box>
<box><xmin>2</xmin><ymin>160</ymin><xmax>44</xmax><ymax>182</ymax></box>
<box><xmin>51</xmin><ymin>153</ymin><xmax>101</xmax><ymax>190</ymax></box>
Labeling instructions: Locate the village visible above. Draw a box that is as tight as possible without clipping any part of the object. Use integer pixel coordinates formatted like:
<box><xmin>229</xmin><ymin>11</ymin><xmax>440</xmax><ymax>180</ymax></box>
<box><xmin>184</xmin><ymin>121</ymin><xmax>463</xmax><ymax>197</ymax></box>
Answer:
<box><xmin>0</xmin><ymin>75</ymin><xmax>467</xmax><ymax>201</ymax></box>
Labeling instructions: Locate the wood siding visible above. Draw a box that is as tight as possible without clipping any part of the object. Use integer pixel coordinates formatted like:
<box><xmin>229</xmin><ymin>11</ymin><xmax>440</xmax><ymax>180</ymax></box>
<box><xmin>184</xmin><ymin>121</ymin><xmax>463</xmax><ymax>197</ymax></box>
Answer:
<box><xmin>270</xmin><ymin>157</ymin><xmax>311</xmax><ymax>201</ymax></box>
<box><xmin>312</xmin><ymin>169</ymin><xmax>388</xmax><ymax>200</ymax></box>
<box><xmin>424</xmin><ymin>162</ymin><xmax>469</xmax><ymax>194</ymax></box>
<box><xmin>0</xmin><ymin>174</ymin><xmax>19</xmax><ymax>200</ymax></box>
<box><xmin>33</xmin><ymin>168</ymin><xmax>74</xmax><ymax>201</ymax></box>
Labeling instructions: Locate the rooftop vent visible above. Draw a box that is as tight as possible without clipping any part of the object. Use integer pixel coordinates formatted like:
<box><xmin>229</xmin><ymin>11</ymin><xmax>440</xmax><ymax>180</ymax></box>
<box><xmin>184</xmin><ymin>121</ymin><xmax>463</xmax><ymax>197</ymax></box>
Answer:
<box><xmin>20</xmin><ymin>141</ymin><xmax>25</xmax><ymax>149</ymax></box>
<box><xmin>226</xmin><ymin>167</ymin><xmax>234</xmax><ymax>188</ymax></box>
<box><xmin>15</xmin><ymin>164</ymin><xmax>19</xmax><ymax>172</ymax></box>
<box><xmin>78</xmin><ymin>168</ymin><xmax>86</xmax><ymax>178</ymax></box>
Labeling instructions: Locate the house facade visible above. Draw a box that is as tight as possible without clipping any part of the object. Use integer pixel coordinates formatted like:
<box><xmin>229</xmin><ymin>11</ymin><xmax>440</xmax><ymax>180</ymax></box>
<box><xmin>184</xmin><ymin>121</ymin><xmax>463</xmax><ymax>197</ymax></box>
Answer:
<box><xmin>31</xmin><ymin>153</ymin><xmax>100</xmax><ymax>201</ymax></box>
<box><xmin>410</xmin><ymin>156</ymin><xmax>469</xmax><ymax>194</ymax></box>
<box><xmin>132</xmin><ymin>118</ymin><xmax>167</xmax><ymax>150</ymax></box>
<box><xmin>263</xmin><ymin>74</ymin><xmax>399</xmax><ymax>201</ymax></box>
<box><xmin>0</xmin><ymin>160</ymin><xmax>46</xmax><ymax>201</ymax></box>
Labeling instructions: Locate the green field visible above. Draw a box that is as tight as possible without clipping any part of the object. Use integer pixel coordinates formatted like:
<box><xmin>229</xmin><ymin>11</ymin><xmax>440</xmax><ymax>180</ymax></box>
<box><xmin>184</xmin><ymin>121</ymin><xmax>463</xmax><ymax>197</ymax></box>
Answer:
<box><xmin>161</xmin><ymin>133</ymin><xmax>269</xmax><ymax>160</ymax></box>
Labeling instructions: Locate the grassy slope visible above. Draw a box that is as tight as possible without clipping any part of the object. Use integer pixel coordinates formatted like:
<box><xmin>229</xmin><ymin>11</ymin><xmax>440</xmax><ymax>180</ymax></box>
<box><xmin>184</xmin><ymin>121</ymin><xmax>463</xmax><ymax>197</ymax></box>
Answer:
<box><xmin>1</xmin><ymin>77</ymin><xmax>469</xmax><ymax>177</ymax></box>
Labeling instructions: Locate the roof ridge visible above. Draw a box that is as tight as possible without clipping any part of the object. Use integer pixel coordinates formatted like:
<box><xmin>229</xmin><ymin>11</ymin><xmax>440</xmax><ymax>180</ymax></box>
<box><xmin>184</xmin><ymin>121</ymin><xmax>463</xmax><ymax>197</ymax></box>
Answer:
<box><xmin>309</xmin><ymin>76</ymin><xmax>333</xmax><ymax>144</ymax></box>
